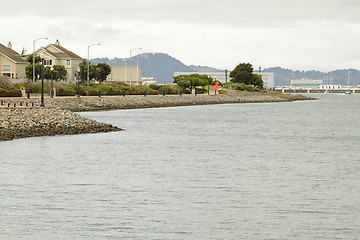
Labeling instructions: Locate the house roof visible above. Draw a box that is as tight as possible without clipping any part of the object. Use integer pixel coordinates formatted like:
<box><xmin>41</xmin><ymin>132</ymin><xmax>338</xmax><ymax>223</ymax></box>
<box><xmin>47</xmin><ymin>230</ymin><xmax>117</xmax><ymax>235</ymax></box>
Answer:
<box><xmin>45</xmin><ymin>44</ymin><xmax>82</xmax><ymax>59</ymax></box>
<box><xmin>0</xmin><ymin>43</ymin><xmax>28</xmax><ymax>64</ymax></box>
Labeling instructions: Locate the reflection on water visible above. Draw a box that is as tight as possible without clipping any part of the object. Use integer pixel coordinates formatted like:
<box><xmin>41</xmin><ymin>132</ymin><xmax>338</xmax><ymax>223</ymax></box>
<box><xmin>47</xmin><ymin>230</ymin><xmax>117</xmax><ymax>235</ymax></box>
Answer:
<box><xmin>0</xmin><ymin>94</ymin><xmax>359</xmax><ymax>239</ymax></box>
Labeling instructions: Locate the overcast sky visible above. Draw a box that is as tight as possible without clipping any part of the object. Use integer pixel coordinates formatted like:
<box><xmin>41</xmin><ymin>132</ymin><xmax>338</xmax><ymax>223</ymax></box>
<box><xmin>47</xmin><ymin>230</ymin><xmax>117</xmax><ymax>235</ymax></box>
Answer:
<box><xmin>2</xmin><ymin>0</ymin><xmax>360</xmax><ymax>71</ymax></box>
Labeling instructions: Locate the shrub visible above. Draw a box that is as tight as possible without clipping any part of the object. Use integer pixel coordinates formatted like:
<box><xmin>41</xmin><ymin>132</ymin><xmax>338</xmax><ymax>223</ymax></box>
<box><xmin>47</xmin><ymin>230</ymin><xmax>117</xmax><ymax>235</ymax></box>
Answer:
<box><xmin>94</xmin><ymin>83</ymin><xmax>136</xmax><ymax>95</ymax></box>
<box><xmin>24</xmin><ymin>82</ymin><xmax>43</xmax><ymax>93</ymax></box>
<box><xmin>57</xmin><ymin>85</ymin><xmax>76</xmax><ymax>96</ymax></box>
<box><xmin>0</xmin><ymin>87</ymin><xmax>22</xmax><ymax>97</ymax></box>
<box><xmin>112</xmin><ymin>82</ymin><xmax>129</xmax><ymax>88</ymax></box>
<box><xmin>107</xmin><ymin>87</ymin><xmax>116</xmax><ymax>95</ymax></box>
<box><xmin>158</xmin><ymin>85</ymin><xmax>181</xmax><ymax>94</ymax></box>
<box><xmin>0</xmin><ymin>88</ymin><xmax>8</xmax><ymax>96</ymax></box>
<box><xmin>6</xmin><ymin>89</ymin><xmax>22</xmax><ymax>97</ymax></box>
<box><xmin>0</xmin><ymin>77</ymin><xmax>14</xmax><ymax>90</ymax></box>
<box><xmin>70</xmin><ymin>85</ymin><xmax>99</xmax><ymax>96</ymax></box>
<box><xmin>140</xmin><ymin>86</ymin><xmax>158</xmax><ymax>95</ymax></box>
<box><xmin>223</xmin><ymin>82</ymin><xmax>255</xmax><ymax>92</ymax></box>
<box><xmin>84</xmin><ymin>86</ymin><xmax>99</xmax><ymax>96</ymax></box>
<box><xmin>120</xmin><ymin>85</ymin><xmax>158</xmax><ymax>95</ymax></box>
<box><xmin>218</xmin><ymin>90</ymin><xmax>227</xmax><ymax>94</ymax></box>
<box><xmin>195</xmin><ymin>88</ymin><xmax>206</xmax><ymax>94</ymax></box>
<box><xmin>149</xmin><ymin>84</ymin><xmax>162</xmax><ymax>90</ymax></box>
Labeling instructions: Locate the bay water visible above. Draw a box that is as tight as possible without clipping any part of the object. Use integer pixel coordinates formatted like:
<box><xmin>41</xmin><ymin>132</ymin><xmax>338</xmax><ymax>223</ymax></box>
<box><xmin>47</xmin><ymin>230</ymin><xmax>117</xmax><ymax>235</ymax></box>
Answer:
<box><xmin>1</xmin><ymin>94</ymin><xmax>359</xmax><ymax>239</ymax></box>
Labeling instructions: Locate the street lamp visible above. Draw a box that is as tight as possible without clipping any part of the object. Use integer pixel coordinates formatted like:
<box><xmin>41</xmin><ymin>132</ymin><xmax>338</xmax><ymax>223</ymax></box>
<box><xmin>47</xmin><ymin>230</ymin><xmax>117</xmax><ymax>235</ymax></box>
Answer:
<box><xmin>76</xmin><ymin>67</ymin><xmax>81</xmax><ymax>97</ymax></box>
<box><xmin>87</xmin><ymin>43</ymin><xmax>100</xmax><ymax>86</ymax></box>
<box><xmin>40</xmin><ymin>59</ymin><xmax>45</xmax><ymax>107</ymax></box>
<box><xmin>50</xmin><ymin>66</ymin><xmax>54</xmax><ymax>98</ymax></box>
<box><xmin>33</xmin><ymin>37</ymin><xmax>48</xmax><ymax>82</ymax></box>
<box><xmin>129</xmin><ymin>48</ymin><xmax>141</xmax><ymax>86</ymax></box>
<box><xmin>208</xmin><ymin>76</ymin><xmax>210</xmax><ymax>95</ymax></box>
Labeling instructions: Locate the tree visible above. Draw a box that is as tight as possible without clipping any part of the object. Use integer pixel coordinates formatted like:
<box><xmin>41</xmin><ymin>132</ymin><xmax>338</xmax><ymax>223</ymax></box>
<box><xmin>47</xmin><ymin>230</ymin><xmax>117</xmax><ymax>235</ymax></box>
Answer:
<box><xmin>230</xmin><ymin>63</ymin><xmax>263</xmax><ymax>87</ymax></box>
<box><xmin>25</xmin><ymin>63</ymin><xmax>42</xmax><ymax>80</ymax></box>
<box><xmin>79</xmin><ymin>59</ymin><xmax>98</xmax><ymax>82</ymax></box>
<box><xmin>252</xmin><ymin>74</ymin><xmax>263</xmax><ymax>88</ymax></box>
<box><xmin>173</xmin><ymin>74</ymin><xmax>214</xmax><ymax>91</ymax></box>
<box><xmin>96</xmin><ymin>63</ymin><xmax>111</xmax><ymax>82</ymax></box>
<box><xmin>173</xmin><ymin>75</ymin><xmax>190</xmax><ymax>91</ymax></box>
<box><xmin>53</xmin><ymin>65</ymin><xmax>67</xmax><ymax>80</ymax></box>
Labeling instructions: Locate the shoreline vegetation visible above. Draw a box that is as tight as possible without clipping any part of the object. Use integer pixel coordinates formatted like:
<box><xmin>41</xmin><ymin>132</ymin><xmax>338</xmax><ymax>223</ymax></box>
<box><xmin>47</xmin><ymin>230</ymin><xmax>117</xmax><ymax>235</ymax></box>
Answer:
<box><xmin>0</xmin><ymin>91</ymin><xmax>314</xmax><ymax>142</ymax></box>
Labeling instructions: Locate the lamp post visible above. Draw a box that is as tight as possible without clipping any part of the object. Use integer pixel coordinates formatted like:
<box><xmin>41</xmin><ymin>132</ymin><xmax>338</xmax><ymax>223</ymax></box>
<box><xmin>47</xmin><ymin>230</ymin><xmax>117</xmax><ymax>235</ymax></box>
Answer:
<box><xmin>124</xmin><ymin>59</ymin><xmax>127</xmax><ymax>84</ymax></box>
<box><xmin>50</xmin><ymin>66</ymin><xmax>54</xmax><ymax>98</ymax></box>
<box><xmin>214</xmin><ymin>77</ymin><xmax>217</xmax><ymax>95</ymax></box>
<box><xmin>33</xmin><ymin>37</ymin><xmax>48</xmax><ymax>82</ymax></box>
<box><xmin>40</xmin><ymin>59</ymin><xmax>45</xmax><ymax>107</ymax></box>
<box><xmin>208</xmin><ymin>76</ymin><xmax>210</xmax><ymax>95</ymax></box>
<box><xmin>77</xmin><ymin>67</ymin><xmax>81</xmax><ymax>97</ymax></box>
<box><xmin>137</xmin><ymin>59</ymin><xmax>139</xmax><ymax>85</ymax></box>
<box><xmin>225</xmin><ymin>69</ymin><xmax>228</xmax><ymax>84</ymax></box>
<box><xmin>129</xmin><ymin>48</ymin><xmax>141</xmax><ymax>86</ymax></box>
<box><xmin>87</xmin><ymin>43</ymin><xmax>100</xmax><ymax>86</ymax></box>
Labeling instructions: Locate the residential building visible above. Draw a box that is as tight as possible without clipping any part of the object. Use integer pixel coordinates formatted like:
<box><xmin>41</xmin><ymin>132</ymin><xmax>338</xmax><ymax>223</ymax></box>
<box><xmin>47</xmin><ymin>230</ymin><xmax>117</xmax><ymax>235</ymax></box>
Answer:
<box><xmin>107</xmin><ymin>66</ymin><xmax>142</xmax><ymax>85</ymax></box>
<box><xmin>0</xmin><ymin>42</ymin><xmax>28</xmax><ymax>79</ymax></box>
<box><xmin>34</xmin><ymin>40</ymin><xmax>82</xmax><ymax>83</ymax></box>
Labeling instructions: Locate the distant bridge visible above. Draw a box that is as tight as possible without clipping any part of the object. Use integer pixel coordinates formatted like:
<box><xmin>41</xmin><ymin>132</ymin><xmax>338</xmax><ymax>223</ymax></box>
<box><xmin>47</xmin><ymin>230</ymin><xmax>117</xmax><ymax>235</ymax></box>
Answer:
<box><xmin>274</xmin><ymin>89</ymin><xmax>360</xmax><ymax>94</ymax></box>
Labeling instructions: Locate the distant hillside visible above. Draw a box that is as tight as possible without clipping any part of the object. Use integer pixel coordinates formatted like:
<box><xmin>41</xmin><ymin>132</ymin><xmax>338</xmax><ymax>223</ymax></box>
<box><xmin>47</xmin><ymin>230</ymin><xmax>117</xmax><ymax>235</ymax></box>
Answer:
<box><xmin>188</xmin><ymin>65</ymin><xmax>221</xmax><ymax>72</ymax></box>
<box><xmin>92</xmin><ymin>53</ymin><xmax>360</xmax><ymax>86</ymax></box>
<box><xmin>92</xmin><ymin>53</ymin><xmax>198</xmax><ymax>84</ymax></box>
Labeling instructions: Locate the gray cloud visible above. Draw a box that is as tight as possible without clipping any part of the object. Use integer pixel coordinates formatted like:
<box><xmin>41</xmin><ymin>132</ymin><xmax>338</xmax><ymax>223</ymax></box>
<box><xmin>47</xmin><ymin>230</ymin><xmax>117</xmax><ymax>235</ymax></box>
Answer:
<box><xmin>2</xmin><ymin>0</ymin><xmax>360</xmax><ymax>71</ymax></box>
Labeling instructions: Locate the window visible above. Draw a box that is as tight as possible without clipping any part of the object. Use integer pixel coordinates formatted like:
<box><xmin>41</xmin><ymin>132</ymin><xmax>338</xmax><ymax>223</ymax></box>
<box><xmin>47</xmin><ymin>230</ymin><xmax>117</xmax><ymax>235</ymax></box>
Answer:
<box><xmin>2</xmin><ymin>65</ymin><xmax>11</xmax><ymax>71</ymax></box>
<box><xmin>66</xmin><ymin>60</ymin><xmax>71</xmax><ymax>66</ymax></box>
<box><xmin>44</xmin><ymin>59</ymin><xmax>52</xmax><ymax>65</ymax></box>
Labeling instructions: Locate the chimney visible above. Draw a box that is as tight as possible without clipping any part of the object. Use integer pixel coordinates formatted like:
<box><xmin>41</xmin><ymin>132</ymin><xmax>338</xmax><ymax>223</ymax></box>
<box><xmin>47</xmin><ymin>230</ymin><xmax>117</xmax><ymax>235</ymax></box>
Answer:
<box><xmin>55</xmin><ymin>39</ymin><xmax>60</xmax><ymax>46</ymax></box>
<box><xmin>7</xmin><ymin>42</ymin><xmax>12</xmax><ymax>49</ymax></box>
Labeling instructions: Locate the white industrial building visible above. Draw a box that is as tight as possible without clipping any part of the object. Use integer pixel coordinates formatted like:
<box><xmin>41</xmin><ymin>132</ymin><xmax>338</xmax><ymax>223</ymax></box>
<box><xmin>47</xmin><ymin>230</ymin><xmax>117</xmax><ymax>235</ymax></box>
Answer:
<box><xmin>107</xmin><ymin>66</ymin><xmax>142</xmax><ymax>85</ymax></box>
<box><xmin>259</xmin><ymin>72</ymin><xmax>274</xmax><ymax>89</ymax></box>
<box><xmin>291</xmin><ymin>78</ymin><xmax>323</xmax><ymax>88</ymax></box>
<box><xmin>319</xmin><ymin>85</ymin><xmax>342</xmax><ymax>90</ymax></box>
<box><xmin>141</xmin><ymin>77</ymin><xmax>157</xmax><ymax>85</ymax></box>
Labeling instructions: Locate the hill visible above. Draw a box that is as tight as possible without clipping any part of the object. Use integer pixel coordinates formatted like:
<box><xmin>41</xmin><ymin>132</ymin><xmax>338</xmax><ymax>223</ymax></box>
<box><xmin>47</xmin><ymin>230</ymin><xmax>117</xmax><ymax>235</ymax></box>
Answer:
<box><xmin>92</xmin><ymin>53</ymin><xmax>198</xmax><ymax>84</ymax></box>
<box><xmin>92</xmin><ymin>53</ymin><xmax>360</xmax><ymax>86</ymax></box>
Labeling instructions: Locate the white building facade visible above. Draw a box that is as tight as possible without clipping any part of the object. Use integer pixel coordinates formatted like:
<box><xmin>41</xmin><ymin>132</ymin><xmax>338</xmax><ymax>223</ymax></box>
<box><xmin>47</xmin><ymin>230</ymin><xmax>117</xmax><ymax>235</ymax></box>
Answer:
<box><xmin>107</xmin><ymin>66</ymin><xmax>142</xmax><ymax>85</ymax></box>
<box><xmin>141</xmin><ymin>77</ymin><xmax>156</xmax><ymax>85</ymax></box>
<box><xmin>258</xmin><ymin>72</ymin><xmax>275</xmax><ymax>89</ymax></box>
<box><xmin>319</xmin><ymin>85</ymin><xmax>342</xmax><ymax>90</ymax></box>
<box><xmin>291</xmin><ymin>78</ymin><xmax>323</xmax><ymax>89</ymax></box>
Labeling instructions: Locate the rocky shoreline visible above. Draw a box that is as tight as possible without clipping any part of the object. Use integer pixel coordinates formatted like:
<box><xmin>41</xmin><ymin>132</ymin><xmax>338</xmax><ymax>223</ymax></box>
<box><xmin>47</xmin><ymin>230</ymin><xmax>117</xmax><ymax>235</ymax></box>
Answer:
<box><xmin>0</xmin><ymin>91</ymin><xmax>314</xmax><ymax>141</ymax></box>
<box><xmin>0</xmin><ymin>108</ymin><xmax>122</xmax><ymax>141</ymax></box>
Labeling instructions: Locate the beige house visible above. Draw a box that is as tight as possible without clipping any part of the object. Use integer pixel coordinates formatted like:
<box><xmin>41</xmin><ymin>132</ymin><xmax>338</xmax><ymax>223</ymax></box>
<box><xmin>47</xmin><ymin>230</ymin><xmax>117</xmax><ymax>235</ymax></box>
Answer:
<box><xmin>34</xmin><ymin>40</ymin><xmax>82</xmax><ymax>82</ymax></box>
<box><xmin>0</xmin><ymin>42</ymin><xmax>28</xmax><ymax>79</ymax></box>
